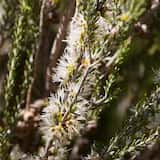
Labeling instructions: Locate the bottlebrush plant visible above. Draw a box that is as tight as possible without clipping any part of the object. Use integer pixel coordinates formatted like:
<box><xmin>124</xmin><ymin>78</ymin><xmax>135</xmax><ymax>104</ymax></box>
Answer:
<box><xmin>0</xmin><ymin>0</ymin><xmax>160</xmax><ymax>160</ymax></box>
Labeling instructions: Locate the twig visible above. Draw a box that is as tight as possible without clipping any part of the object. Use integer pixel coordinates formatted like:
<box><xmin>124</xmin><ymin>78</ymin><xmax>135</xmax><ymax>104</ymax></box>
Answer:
<box><xmin>26</xmin><ymin>0</ymin><xmax>55</xmax><ymax>108</ymax></box>
<box><xmin>62</xmin><ymin>66</ymin><xmax>91</xmax><ymax>123</ymax></box>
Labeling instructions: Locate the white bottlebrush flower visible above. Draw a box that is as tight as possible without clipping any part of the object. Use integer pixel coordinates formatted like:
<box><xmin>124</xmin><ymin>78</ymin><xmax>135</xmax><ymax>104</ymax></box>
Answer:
<box><xmin>53</xmin><ymin>49</ymin><xmax>78</xmax><ymax>84</ymax></box>
<box><xmin>67</xmin><ymin>11</ymin><xmax>87</xmax><ymax>49</ymax></box>
<box><xmin>41</xmin><ymin>80</ymin><xmax>89</xmax><ymax>157</ymax></box>
<box><xmin>41</xmin><ymin>88</ymin><xmax>66</xmax><ymax>140</ymax></box>
<box><xmin>53</xmin><ymin>10</ymin><xmax>87</xmax><ymax>85</ymax></box>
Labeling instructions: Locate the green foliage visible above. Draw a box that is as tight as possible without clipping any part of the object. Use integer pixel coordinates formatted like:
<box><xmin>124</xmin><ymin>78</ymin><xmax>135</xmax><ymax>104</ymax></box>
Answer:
<box><xmin>0</xmin><ymin>0</ymin><xmax>19</xmax><ymax>38</ymax></box>
<box><xmin>0</xmin><ymin>0</ymin><xmax>39</xmax><ymax>159</ymax></box>
<box><xmin>4</xmin><ymin>0</ymin><xmax>38</xmax><ymax>122</ymax></box>
<box><xmin>105</xmin><ymin>88</ymin><xmax>160</xmax><ymax>160</ymax></box>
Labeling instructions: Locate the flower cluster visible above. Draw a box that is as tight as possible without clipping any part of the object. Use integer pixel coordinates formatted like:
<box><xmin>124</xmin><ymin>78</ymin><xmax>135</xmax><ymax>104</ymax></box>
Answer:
<box><xmin>41</xmin><ymin>0</ymin><xmax>156</xmax><ymax>159</ymax></box>
<box><xmin>41</xmin><ymin>8</ymin><xmax>93</xmax><ymax>158</ymax></box>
